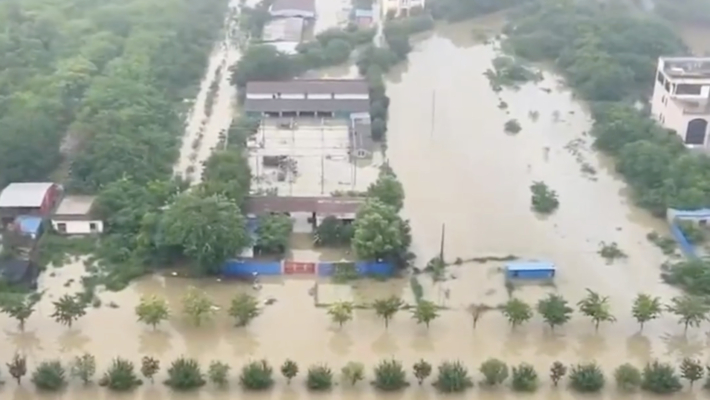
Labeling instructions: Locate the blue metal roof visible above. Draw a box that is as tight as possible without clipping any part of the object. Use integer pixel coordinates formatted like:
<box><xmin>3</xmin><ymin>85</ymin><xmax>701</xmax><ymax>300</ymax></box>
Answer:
<box><xmin>14</xmin><ymin>215</ymin><xmax>42</xmax><ymax>236</ymax></box>
<box><xmin>670</xmin><ymin>209</ymin><xmax>710</xmax><ymax>218</ymax></box>
<box><xmin>506</xmin><ymin>261</ymin><xmax>555</xmax><ymax>271</ymax></box>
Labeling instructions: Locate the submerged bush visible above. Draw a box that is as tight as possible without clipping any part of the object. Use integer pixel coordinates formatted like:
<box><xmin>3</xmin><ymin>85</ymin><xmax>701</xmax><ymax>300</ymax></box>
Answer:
<box><xmin>99</xmin><ymin>358</ymin><xmax>142</xmax><ymax>391</ymax></box>
<box><xmin>480</xmin><ymin>358</ymin><xmax>508</xmax><ymax>386</ymax></box>
<box><xmin>569</xmin><ymin>362</ymin><xmax>605</xmax><ymax>393</ymax></box>
<box><xmin>32</xmin><ymin>360</ymin><xmax>67</xmax><ymax>391</ymax></box>
<box><xmin>433</xmin><ymin>361</ymin><xmax>473</xmax><ymax>393</ymax></box>
<box><xmin>240</xmin><ymin>360</ymin><xmax>274</xmax><ymax>390</ymax></box>
<box><xmin>641</xmin><ymin>361</ymin><xmax>682</xmax><ymax>394</ymax></box>
<box><xmin>165</xmin><ymin>357</ymin><xmax>205</xmax><ymax>391</ymax></box>
<box><xmin>511</xmin><ymin>363</ymin><xmax>538</xmax><ymax>392</ymax></box>
<box><xmin>615</xmin><ymin>363</ymin><xmax>642</xmax><ymax>392</ymax></box>
<box><xmin>372</xmin><ymin>359</ymin><xmax>407</xmax><ymax>391</ymax></box>
<box><xmin>307</xmin><ymin>365</ymin><xmax>333</xmax><ymax>391</ymax></box>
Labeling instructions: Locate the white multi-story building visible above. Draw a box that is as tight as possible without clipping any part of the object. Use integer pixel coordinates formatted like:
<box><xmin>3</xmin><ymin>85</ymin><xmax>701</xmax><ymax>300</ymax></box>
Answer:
<box><xmin>381</xmin><ymin>0</ymin><xmax>425</xmax><ymax>19</ymax></box>
<box><xmin>651</xmin><ymin>57</ymin><xmax>710</xmax><ymax>148</ymax></box>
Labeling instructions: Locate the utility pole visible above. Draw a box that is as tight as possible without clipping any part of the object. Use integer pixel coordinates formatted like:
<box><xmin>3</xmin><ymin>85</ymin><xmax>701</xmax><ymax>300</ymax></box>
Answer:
<box><xmin>439</xmin><ymin>223</ymin><xmax>446</xmax><ymax>261</ymax></box>
<box><xmin>430</xmin><ymin>90</ymin><xmax>436</xmax><ymax>138</ymax></box>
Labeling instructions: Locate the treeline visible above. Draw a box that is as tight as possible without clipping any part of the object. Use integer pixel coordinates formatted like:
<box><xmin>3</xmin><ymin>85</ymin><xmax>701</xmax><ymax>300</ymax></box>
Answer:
<box><xmin>7</xmin><ymin>353</ymin><xmax>710</xmax><ymax>395</ymax></box>
<box><xmin>503</xmin><ymin>1</ymin><xmax>710</xmax><ymax>216</ymax></box>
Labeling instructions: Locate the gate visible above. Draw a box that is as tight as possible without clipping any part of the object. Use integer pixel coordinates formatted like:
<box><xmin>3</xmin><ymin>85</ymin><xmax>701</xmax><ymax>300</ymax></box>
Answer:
<box><xmin>283</xmin><ymin>261</ymin><xmax>316</xmax><ymax>275</ymax></box>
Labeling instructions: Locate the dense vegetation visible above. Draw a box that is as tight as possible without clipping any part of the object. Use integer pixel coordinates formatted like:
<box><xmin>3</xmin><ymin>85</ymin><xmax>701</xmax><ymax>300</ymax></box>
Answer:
<box><xmin>428</xmin><ymin>0</ymin><xmax>534</xmax><ymax>22</ymax></box>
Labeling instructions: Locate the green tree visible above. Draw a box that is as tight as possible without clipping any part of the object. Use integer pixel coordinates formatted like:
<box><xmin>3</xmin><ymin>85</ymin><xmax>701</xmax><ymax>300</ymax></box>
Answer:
<box><xmin>373</xmin><ymin>296</ymin><xmax>404</xmax><ymax>328</ymax></box>
<box><xmin>71</xmin><ymin>353</ymin><xmax>96</xmax><ymax>384</ymax></box>
<box><xmin>511</xmin><ymin>363</ymin><xmax>538</xmax><ymax>392</ymax></box>
<box><xmin>7</xmin><ymin>353</ymin><xmax>27</xmax><ymax>384</ymax></box>
<box><xmin>314</xmin><ymin>216</ymin><xmax>353</xmax><ymax>246</ymax></box>
<box><xmin>577</xmin><ymin>289</ymin><xmax>616</xmax><ymax>330</ymax></box>
<box><xmin>501</xmin><ymin>298</ymin><xmax>533</xmax><ymax>329</ymax></box>
<box><xmin>479</xmin><ymin>358</ymin><xmax>508</xmax><ymax>386</ymax></box>
<box><xmin>99</xmin><ymin>358</ymin><xmax>142</xmax><ymax>391</ymax></box>
<box><xmin>232</xmin><ymin>45</ymin><xmax>297</xmax><ymax>88</ymax></box>
<box><xmin>642</xmin><ymin>361</ymin><xmax>682</xmax><ymax>394</ymax></box>
<box><xmin>569</xmin><ymin>363</ymin><xmax>605</xmax><ymax>393</ymax></box>
<box><xmin>666</xmin><ymin>295</ymin><xmax>709</xmax><ymax>332</ymax></box>
<box><xmin>199</xmin><ymin>150</ymin><xmax>251</xmax><ymax>206</ymax></box>
<box><xmin>228</xmin><ymin>293</ymin><xmax>260</xmax><ymax>327</ymax></box>
<box><xmin>135</xmin><ymin>295</ymin><xmax>170</xmax><ymax>329</ymax></box>
<box><xmin>631</xmin><ymin>293</ymin><xmax>662</xmax><ymax>331</ymax></box>
<box><xmin>413</xmin><ymin>360</ymin><xmax>432</xmax><ymax>385</ymax></box>
<box><xmin>280</xmin><ymin>360</ymin><xmax>298</xmax><ymax>385</ymax></box>
<box><xmin>530</xmin><ymin>181</ymin><xmax>559</xmax><ymax>214</ymax></box>
<box><xmin>51</xmin><ymin>294</ymin><xmax>87</xmax><ymax>328</ymax></box>
<box><xmin>411</xmin><ymin>299</ymin><xmax>439</xmax><ymax>329</ymax></box>
<box><xmin>307</xmin><ymin>365</ymin><xmax>333</xmax><ymax>391</ymax></box>
<box><xmin>372</xmin><ymin>359</ymin><xmax>407</xmax><ymax>391</ymax></box>
<box><xmin>241</xmin><ymin>360</ymin><xmax>274</xmax><ymax>390</ymax></box>
<box><xmin>208</xmin><ymin>361</ymin><xmax>230</xmax><ymax>387</ymax></box>
<box><xmin>140</xmin><ymin>357</ymin><xmax>160</xmax><ymax>383</ymax></box>
<box><xmin>327</xmin><ymin>301</ymin><xmax>354</xmax><ymax>328</ymax></box>
<box><xmin>0</xmin><ymin>292</ymin><xmax>42</xmax><ymax>330</ymax></box>
<box><xmin>614</xmin><ymin>363</ymin><xmax>641</xmax><ymax>392</ymax></box>
<box><xmin>550</xmin><ymin>361</ymin><xmax>567</xmax><ymax>387</ymax></box>
<box><xmin>433</xmin><ymin>361</ymin><xmax>473</xmax><ymax>393</ymax></box>
<box><xmin>536</xmin><ymin>294</ymin><xmax>573</xmax><ymax>330</ymax></box>
<box><xmin>32</xmin><ymin>361</ymin><xmax>67</xmax><ymax>392</ymax></box>
<box><xmin>679</xmin><ymin>358</ymin><xmax>703</xmax><ymax>387</ymax></box>
<box><xmin>182</xmin><ymin>287</ymin><xmax>215</xmax><ymax>326</ymax></box>
<box><xmin>352</xmin><ymin>200</ymin><xmax>410</xmax><ymax>261</ymax></box>
<box><xmin>165</xmin><ymin>357</ymin><xmax>205</xmax><ymax>391</ymax></box>
<box><xmin>341</xmin><ymin>362</ymin><xmax>364</xmax><ymax>386</ymax></box>
<box><xmin>255</xmin><ymin>214</ymin><xmax>293</xmax><ymax>255</ymax></box>
<box><xmin>367</xmin><ymin>168</ymin><xmax>405</xmax><ymax>211</ymax></box>
<box><xmin>161</xmin><ymin>193</ymin><xmax>251</xmax><ymax>275</ymax></box>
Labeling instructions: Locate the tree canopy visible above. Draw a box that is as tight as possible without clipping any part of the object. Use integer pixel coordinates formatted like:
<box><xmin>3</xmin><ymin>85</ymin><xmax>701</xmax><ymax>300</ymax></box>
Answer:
<box><xmin>352</xmin><ymin>200</ymin><xmax>411</xmax><ymax>262</ymax></box>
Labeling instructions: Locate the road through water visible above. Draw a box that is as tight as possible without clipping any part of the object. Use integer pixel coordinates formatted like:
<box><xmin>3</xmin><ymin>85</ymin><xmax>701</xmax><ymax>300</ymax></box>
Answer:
<box><xmin>4</xmin><ymin>11</ymin><xmax>710</xmax><ymax>400</ymax></box>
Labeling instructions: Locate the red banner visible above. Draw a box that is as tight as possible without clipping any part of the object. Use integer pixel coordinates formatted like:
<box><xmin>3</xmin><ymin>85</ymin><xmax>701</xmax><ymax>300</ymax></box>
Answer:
<box><xmin>283</xmin><ymin>261</ymin><xmax>316</xmax><ymax>275</ymax></box>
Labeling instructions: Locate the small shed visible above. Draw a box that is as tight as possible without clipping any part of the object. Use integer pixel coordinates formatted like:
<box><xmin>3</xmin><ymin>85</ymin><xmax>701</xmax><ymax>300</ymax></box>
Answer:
<box><xmin>0</xmin><ymin>182</ymin><xmax>60</xmax><ymax>224</ymax></box>
<box><xmin>505</xmin><ymin>261</ymin><xmax>555</xmax><ymax>280</ymax></box>
<box><xmin>51</xmin><ymin>195</ymin><xmax>103</xmax><ymax>235</ymax></box>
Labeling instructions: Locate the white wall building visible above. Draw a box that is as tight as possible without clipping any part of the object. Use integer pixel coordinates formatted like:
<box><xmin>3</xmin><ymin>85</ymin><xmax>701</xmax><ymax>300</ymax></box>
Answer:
<box><xmin>651</xmin><ymin>57</ymin><xmax>710</xmax><ymax>148</ymax></box>
<box><xmin>269</xmin><ymin>0</ymin><xmax>316</xmax><ymax>19</ymax></box>
<box><xmin>51</xmin><ymin>195</ymin><xmax>103</xmax><ymax>235</ymax></box>
<box><xmin>381</xmin><ymin>0</ymin><xmax>425</xmax><ymax>18</ymax></box>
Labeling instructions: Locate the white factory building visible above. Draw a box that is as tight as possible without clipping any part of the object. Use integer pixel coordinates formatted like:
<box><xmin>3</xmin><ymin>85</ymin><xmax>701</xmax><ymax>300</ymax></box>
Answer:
<box><xmin>381</xmin><ymin>0</ymin><xmax>425</xmax><ymax>19</ymax></box>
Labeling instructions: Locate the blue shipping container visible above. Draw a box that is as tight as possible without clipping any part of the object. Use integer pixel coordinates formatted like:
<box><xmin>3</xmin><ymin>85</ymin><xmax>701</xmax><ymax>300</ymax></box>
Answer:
<box><xmin>318</xmin><ymin>262</ymin><xmax>335</xmax><ymax>276</ymax></box>
<box><xmin>222</xmin><ymin>260</ymin><xmax>282</xmax><ymax>276</ymax></box>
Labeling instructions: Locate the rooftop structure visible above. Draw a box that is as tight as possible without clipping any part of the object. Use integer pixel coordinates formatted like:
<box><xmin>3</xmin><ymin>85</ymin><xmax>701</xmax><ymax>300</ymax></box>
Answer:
<box><xmin>0</xmin><ymin>182</ymin><xmax>55</xmax><ymax>208</ymax></box>
<box><xmin>54</xmin><ymin>195</ymin><xmax>97</xmax><ymax>217</ymax></box>
<box><xmin>651</xmin><ymin>57</ymin><xmax>710</xmax><ymax>148</ymax></box>
<box><xmin>270</xmin><ymin>0</ymin><xmax>316</xmax><ymax>18</ymax></box>
<box><xmin>244</xmin><ymin>196</ymin><xmax>365</xmax><ymax>215</ymax></box>
<box><xmin>262</xmin><ymin>17</ymin><xmax>304</xmax><ymax>43</ymax></box>
<box><xmin>381</xmin><ymin>0</ymin><xmax>425</xmax><ymax>18</ymax></box>
<box><xmin>505</xmin><ymin>261</ymin><xmax>556</xmax><ymax>280</ymax></box>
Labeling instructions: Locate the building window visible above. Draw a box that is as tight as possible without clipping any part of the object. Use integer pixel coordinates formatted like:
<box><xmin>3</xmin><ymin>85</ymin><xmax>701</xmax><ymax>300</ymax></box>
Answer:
<box><xmin>685</xmin><ymin>118</ymin><xmax>708</xmax><ymax>145</ymax></box>
<box><xmin>676</xmin><ymin>84</ymin><xmax>702</xmax><ymax>95</ymax></box>
<box><xmin>656</xmin><ymin>71</ymin><xmax>664</xmax><ymax>85</ymax></box>
<box><xmin>664</xmin><ymin>81</ymin><xmax>671</xmax><ymax>92</ymax></box>
<box><xmin>89</xmin><ymin>222</ymin><xmax>98</xmax><ymax>233</ymax></box>
<box><xmin>57</xmin><ymin>223</ymin><xmax>66</xmax><ymax>233</ymax></box>
<box><xmin>661</xmin><ymin>95</ymin><xmax>665</xmax><ymax>104</ymax></box>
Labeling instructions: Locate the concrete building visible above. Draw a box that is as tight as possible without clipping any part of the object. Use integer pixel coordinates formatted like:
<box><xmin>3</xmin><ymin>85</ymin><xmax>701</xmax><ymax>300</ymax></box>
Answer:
<box><xmin>381</xmin><ymin>0</ymin><xmax>425</xmax><ymax>18</ymax></box>
<box><xmin>51</xmin><ymin>195</ymin><xmax>103</xmax><ymax>235</ymax></box>
<box><xmin>651</xmin><ymin>57</ymin><xmax>710</xmax><ymax>148</ymax></box>
<box><xmin>269</xmin><ymin>0</ymin><xmax>316</xmax><ymax>19</ymax></box>
<box><xmin>0</xmin><ymin>182</ymin><xmax>60</xmax><ymax>226</ymax></box>
<box><xmin>262</xmin><ymin>17</ymin><xmax>305</xmax><ymax>55</ymax></box>
<box><xmin>244</xmin><ymin>79</ymin><xmax>370</xmax><ymax>118</ymax></box>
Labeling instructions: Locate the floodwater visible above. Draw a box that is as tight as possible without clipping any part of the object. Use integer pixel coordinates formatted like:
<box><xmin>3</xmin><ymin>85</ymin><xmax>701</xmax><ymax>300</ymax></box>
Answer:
<box><xmin>5</xmin><ymin>13</ymin><xmax>710</xmax><ymax>400</ymax></box>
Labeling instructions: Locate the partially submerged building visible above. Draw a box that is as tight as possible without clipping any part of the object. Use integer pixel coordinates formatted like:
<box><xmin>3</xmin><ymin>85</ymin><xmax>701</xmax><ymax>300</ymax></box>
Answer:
<box><xmin>651</xmin><ymin>57</ymin><xmax>710</xmax><ymax>148</ymax></box>
<box><xmin>269</xmin><ymin>0</ymin><xmax>316</xmax><ymax>19</ymax></box>
<box><xmin>51</xmin><ymin>195</ymin><xmax>103</xmax><ymax>235</ymax></box>
<box><xmin>0</xmin><ymin>182</ymin><xmax>61</xmax><ymax>226</ymax></box>
<box><xmin>244</xmin><ymin>196</ymin><xmax>364</xmax><ymax>225</ymax></box>
<box><xmin>381</xmin><ymin>0</ymin><xmax>425</xmax><ymax>18</ymax></box>
<box><xmin>244</xmin><ymin>79</ymin><xmax>370</xmax><ymax>118</ymax></box>
<box><xmin>262</xmin><ymin>17</ymin><xmax>305</xmax><ymax>54</ymax></box>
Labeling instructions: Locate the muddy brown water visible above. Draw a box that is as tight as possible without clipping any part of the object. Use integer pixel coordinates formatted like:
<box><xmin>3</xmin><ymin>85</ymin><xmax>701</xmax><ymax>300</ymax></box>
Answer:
<box><xmin>4</xmin><ymin>15</ymin><xmax>710</xmax><ymax>400</ymax></box>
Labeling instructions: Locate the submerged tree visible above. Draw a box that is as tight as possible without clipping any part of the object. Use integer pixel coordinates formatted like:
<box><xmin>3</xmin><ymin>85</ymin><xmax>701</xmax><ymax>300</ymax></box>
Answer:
<box><xmin>228</xmin><ymin>293</ymin><xmax>260</xmax><ymax>326</ymax></box>
<box><xmin>280</xmin><ymin>360</ymin><xmax>298</xmax><ymax>385</ymax></box>
<box><xmin>366</xmin><ymin>167</ymin><xmax>405</xmax><ymax>211</ymax></box>
<box><xmin>479</xmin><ymin>358</ymin><xmax>508</xmax><ymax>386</ymax></box>
<box><xmin>327</xmin><ymin>301</ymin><xmax>354</xmax><ymax>328</ymax></box>
<box><xmin>0</xmin><ymin>292</ymin><xmax>42</xmax><ymax>330</ymax></box>
<box><xmin>341</xmin><ymin>361</ymin><xmax>364</xmax><ymax>386</ymax></box>
<box><xmin>182</xmin><ymin>287</ymin><xmax>215</xmax><ymax>326</ymax></box>
<box><xmin>666</xmin><ymin>295</ymin><xmax>709</xmax><ymax>332</ymax></box>
<box><xmin>208</xmin><ymin>361</ymin><xmax>230</xmax><ymax>387</ymax></box>
<box><xmin>679</xmin><ymin>358</ymin><xmax>703</xmax><ymax>387</ymax></box>
<box><xmin>642</xmin><ymin>361</ymin><xmax>682</xmax><ymax>394</ymax></box>
<box><xmin>501</xmin><ymin>298</ymin><xmax>533</xmax><ymax>329</ymax></box>
<box><xmin>614</xmin><ymin>363</ymin><xmax>641</xmax><ymax>392</ymax></box>
<box><xmin>71</xmin><ymin>353</ymin><xmax>96</xmax><ymax>384</ymax></box>
<box><xmin>135</xmin><ymin>295</ymin><xmax>170</xmax><ymax>329</ymax></box>
<box><xmin>413</xmin><ymin>360</ymin><xmax>432</xmax><ymax>385</ymax></box>
<box><xmin>550</xmin><ymin>361</ymin><xmax>567</xmax><ymax>387</ymax></box>
<box><xmin>7</xmin><ymin>353</ymin><xmax>27</xmax><ymax>384</ymax></box>
<box><xmin>140</xmin><ymin>357</ymin><xmax>160</xmax><ymax>383</ymax></box>
<box><xmin>411</xmin><ymin>299</ymin><xmax>439</xmax><ymax>329</ymax></box>
<box><xmin>373</xmin><ymin>296</ymin><xmax>403</xmax><ymax>328</ymax></box>
<box><xmin>51</xmin><ymin>294</ymin><xmax>87</xmax><ymax>328</ymax></box>
<box><xmin>537</xmin><ymin>294</ymin><xmax>573</xmax><ymax>330</ymax></box>
<box><xmin>577</xmin><ymin>289</ymin><xmax>615</xmax><ymax>330</ymax></box>
<box><xmin>631</xmin><ymin>293</ymin><xmax>662</xmax><ymax>331</ymax></box>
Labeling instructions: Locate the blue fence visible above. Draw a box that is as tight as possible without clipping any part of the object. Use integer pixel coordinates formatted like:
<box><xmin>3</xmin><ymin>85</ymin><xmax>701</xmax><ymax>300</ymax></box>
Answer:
<box><xmin>670</xmin><ymin>222</ymin><xmax>697</xmax><ymax>258</ymax></box>
<box><xmin>318</xmin><ymin>262</ymin><xmax>335</xmax><ymax>277</ymax></box>
<box><xmin>356</xmin><ymin>261</ymin><xmax>394</xmax><ymax>276</ymax></box>
<box><xmin>222</xmin><ymin>260</ymin><xmax>282</xmax><ymax>277</ymax></box>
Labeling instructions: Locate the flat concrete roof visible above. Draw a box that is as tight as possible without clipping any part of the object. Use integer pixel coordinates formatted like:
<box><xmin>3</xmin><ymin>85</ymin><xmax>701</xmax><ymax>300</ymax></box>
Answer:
<box><xmin>244</xmin><ymin>196</ymin><xmax>364</xmax><ymax>214</ymax></box>
<box><xmin>271</xmin><ymin>0</ymin><xmax>315</xmax><ymax>13</ymax></box>
<box><xmin>0</xmin><ymin>182</ymin><xmax>54</xmax><ymax>208</ymax></box>
<box><xmin>244</xmin><ymin>98</ymin><xmax>370</xmax><ymax>113</ymax></box>
<box><xmin>263</xmin><ymin>17</ymin><xmax>304</xmax><ymax>42</ymax></box>
<box><xmin>246</xmin><ymin>79</ymin><xmax>369</xmax><ymax>95</ymax></box>
<box><xmin>661</xmin><ymin>57</ymin><xmax>710</xmax><ymax>80</ymax></box>
<box><xmin>54</xmin><ymin>195</ymin><xmax>96</xmax><ymax>216</ymax></box>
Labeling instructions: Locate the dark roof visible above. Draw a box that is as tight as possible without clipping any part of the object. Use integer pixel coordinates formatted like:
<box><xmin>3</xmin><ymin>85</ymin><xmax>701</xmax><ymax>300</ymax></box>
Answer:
<box><xmin>0</xmin><ymin>182</ymin><xmax>54</xmax><ymax>208</ymax></box>
<box><xmin>244</xmin><ymin>98</ymin><xmax>370</xmax><ymax>113</ymax></box>
<box><xmin>246</xmin><ymin>79</ymin><xmax>369</xmax><ymax>95</ymax></box>
<box><xmin>271</xmin><ymin>0</ymin><xmax>316</xmax><ymax>13</ymax></box>
<box><xmin>0</xmin><ymin>259</ymin><xmax>31</xmax><ymax>283</ymax></box>
<box><xmin>244</xmin><ymin>196</ymin><xmax>365</xmax><ymax>215</ymax></box>
<box><xmin>351</xmin><ymin>122</ymin><xmax>374</xmax><ymax>153</ymax></box>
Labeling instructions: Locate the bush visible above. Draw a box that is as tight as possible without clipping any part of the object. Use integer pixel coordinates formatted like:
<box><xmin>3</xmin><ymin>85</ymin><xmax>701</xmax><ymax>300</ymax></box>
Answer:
<box><xmin>569</xmin><ymin>363</ymin><xmax>605</xmax><ymax>393</ymax></box>
<box><xmin>615</xmin><ymin>363</ymin><xmax>641</xmax><ymax>392</ymax></box>
<box><xmin>208</xmin><ymin>361</ymin><xmax>230</xmax><ymax>387</ymax></box>
<box><xmin>372</xmin><ymin>359</ymin><xmax>408</xmax><ymax>391</ymax></box>
<box><xmin>240</xmin><ymin>360</ymin><xmax>274</xmax><ymax>390</ymax></box>
<box><xmin>307</xmin><ymin>365</ymin><xmax>333</xmax><ymax>391</ymax></box>
<box><xmin>511</xmin><ymin>363</ymin><xmax>538</xmax><ymax>392</ymax></box>
<box><xmin>480</xmin><ymin>358</ymin><xmax>508</xmax><ymax>386</ymax></box>
<box><xmin>99</xmin><ymin>358</ymin><xmax>142</xmax><ymax>391</ymax></box>
<box><xmin>433</xmin><ymin>361</ymin><xmax>473</xmax><ymax>393</ymax></box>
<box><xmin>165</xmin><ymin>357</ymin><xmax>205</xmax><ymax>391</ymax></box>
<box><xmin>32</xmin><ymin>360</ymin><xmax>67</xmax><ymax>391</ymax></box>
<box><xmin>641</xmin><ymin>361</ymin><xmax>682</xmax><ymax>394</ymax></box>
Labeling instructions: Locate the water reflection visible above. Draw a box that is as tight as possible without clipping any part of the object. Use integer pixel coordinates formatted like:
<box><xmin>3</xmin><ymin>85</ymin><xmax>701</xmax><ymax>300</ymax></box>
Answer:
<box><xmin>57</xmin><ymin>329</ymin><xmax>91</xmax><ymax>353</ymax></box>
<box><xmin>138</xmin><ymin>329</ymin><xmax>173</xmax><ymax>356</ymax></box>
<box><xmin>329</xmin><ymin>330</ymin><xmax>353</xmax><ymax>355</ymax></box>
<box><xmin>6</xmin><ymin>330</ymin><xmax>43</xmax><ymax>357</ymax></box>
<box><xmin>371</xmin><ymin>332</ymin><xmax>398</xmax><ymax>355</ymax></box>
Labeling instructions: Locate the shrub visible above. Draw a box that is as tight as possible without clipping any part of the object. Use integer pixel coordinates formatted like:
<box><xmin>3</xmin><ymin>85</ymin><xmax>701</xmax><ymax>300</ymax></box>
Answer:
<box><xmin>614</xmin><ymin>363</ymin><xmax>641</xmax><ymax>392</ymax></box>
<box><xmin>32</xmin><ymin>360</ymin><xmax>67</xmax><ymax>391</ymax></box>
<box><xmin>208</xmin><ymin>361</ymin><xmax>230</xmax><ymax>387</ymax></box>
<box><xmin>341</xmin><ymin>361</ymin><xmax>365</xmax><ymax>386</ymax></box>
<box><xmin>280</xmin><ymin>359</ymin><xmax>298</xmax><ymax>384</ymax></box>
<box><xmin>433</xmin><ymin>361</ymin><xmax>473</xmax><ymax>393</ymax></box>
<box><xmin>511</xmin><ymin>363</ymin><xmax>538</xmax><ymax>392</ymax></box>
<box><xmin>307</xmin><ymin>365</ymin><xmax>333</xmax><ymax>391</ymax></box>
<box><xmin>71</xmin><ymin>353</ymin><xmax>96</xmax><ymax>384</ymax></box>
<box><xmin>641</xmin><ymin>361</ymin><xmax>682</xmax><ymax>394</ymax></box>
<box><xmin>413</xmin><ymin>360</ymin><xmax>432</xmax><ymax>385</ymax></box>
<box><xmin>480</xmin><ymin>358</ymin><xmax>508</xmax><ymax>386</ymax></box>
<box><xmin>569</xmin><ymin>362</ymin><xmax>605</xmax><ymax>393</ymax></box>
<box><xmin>140</xmin><ymin>356</ymin><xmax>160</xmax><ymax>382</ymax></box>
<box><xmin>165</xmin><ymin>357</ymin><xmax>205</xmax><ymax>391</ymax></box>
<box><xmin>549</xmin><ymin>361</ymin><xmax>567</xmax><ymax>386</ymax></box>
<box><xmin>372</xmin><ymin>359</ymin><xmax>408</xmax><ymax>391</ymax></box>
<box><xmin>240</xmin><ymin>360</ymin><xmax>274</xmax><ymax>390</ymax></box>
<box><xmin>99</xmin><ymin>358</ymin><xmax>142</xmax><ymax>391</ymax></box>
